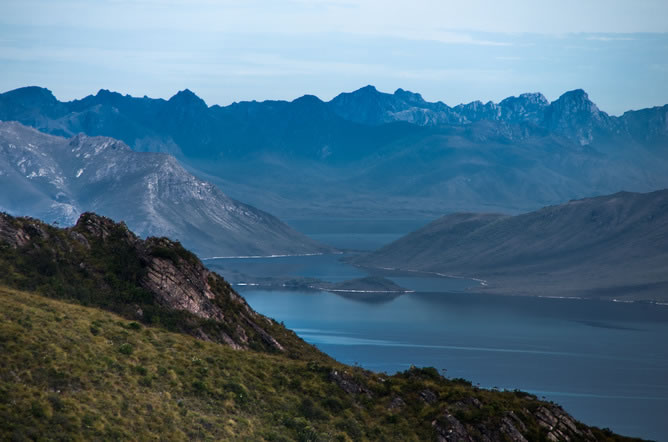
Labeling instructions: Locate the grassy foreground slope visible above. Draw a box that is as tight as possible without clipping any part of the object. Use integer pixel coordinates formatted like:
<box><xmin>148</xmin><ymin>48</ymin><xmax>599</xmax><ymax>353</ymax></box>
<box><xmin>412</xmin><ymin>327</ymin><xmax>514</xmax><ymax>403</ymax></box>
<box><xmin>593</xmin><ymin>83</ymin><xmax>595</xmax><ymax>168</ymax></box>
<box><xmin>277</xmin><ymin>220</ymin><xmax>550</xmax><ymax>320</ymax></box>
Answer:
<box><xmin>0</xmin><ymin>211</ymin><xmax>315</xmax><ymax>358</ymax></box>
<box><xmin>0</xmin><ymin>287</ymin><xmax>639</xmax><ymax>441</ymax></box>
<box><xmin>0</xmin><ymin>212</ymin><xmax>642</xmax><ymax>440</ymax></box>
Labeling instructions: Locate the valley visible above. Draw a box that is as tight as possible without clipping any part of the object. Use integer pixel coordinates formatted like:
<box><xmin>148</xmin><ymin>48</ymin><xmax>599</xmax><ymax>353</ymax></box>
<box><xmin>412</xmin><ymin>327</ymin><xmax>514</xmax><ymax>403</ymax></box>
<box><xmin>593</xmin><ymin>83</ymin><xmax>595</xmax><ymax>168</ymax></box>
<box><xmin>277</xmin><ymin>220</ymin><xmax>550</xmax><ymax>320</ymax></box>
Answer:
<box><xmin>204</xmin><ymin>219</ymin><xmax>668</xmax><ymax>441</ymax></box>
<box><xmin>3</xmin><ymin>2</ymin><xmax>667</xmax><ymax>440</ymax></box>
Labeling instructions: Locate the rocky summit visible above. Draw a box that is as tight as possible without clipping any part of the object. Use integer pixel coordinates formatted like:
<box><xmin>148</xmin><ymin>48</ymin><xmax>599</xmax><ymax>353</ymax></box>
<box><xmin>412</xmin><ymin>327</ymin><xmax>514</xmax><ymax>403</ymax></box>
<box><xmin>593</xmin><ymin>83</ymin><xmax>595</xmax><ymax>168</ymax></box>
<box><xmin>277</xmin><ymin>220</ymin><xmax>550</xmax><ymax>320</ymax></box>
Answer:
<box><xmin>0</xmin><ymin>211</ymin><xmax>301</xmax><ymax>353</ymax></box>
<box><xmin>0</xmin><ymin>120</ymin><xmax>329</xmax><ymax>257</ymax></box>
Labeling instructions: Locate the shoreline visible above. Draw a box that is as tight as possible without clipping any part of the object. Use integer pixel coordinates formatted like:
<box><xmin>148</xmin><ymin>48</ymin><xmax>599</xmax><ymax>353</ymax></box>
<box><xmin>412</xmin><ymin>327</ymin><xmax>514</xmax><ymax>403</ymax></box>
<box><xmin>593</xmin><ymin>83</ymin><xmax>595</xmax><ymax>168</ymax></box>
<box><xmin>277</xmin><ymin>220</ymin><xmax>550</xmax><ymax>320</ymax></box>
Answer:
<box><xmin>202</xmin><ymin>252</ymin><xmax>342</xmax><ymax>260</ymax></box>
<box><xmin>345</xmin><ymin>264</ymin><xmax>668</xmax><ymax>308</ymax></box>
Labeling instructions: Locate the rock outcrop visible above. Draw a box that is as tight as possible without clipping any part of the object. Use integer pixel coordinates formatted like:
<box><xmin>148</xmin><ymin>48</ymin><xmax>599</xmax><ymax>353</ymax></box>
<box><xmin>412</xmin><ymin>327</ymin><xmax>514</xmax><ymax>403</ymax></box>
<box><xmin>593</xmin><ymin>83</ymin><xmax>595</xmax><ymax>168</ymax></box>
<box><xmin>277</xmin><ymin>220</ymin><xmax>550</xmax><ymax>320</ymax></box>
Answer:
<box><xmin>0</xmin><ymin>121</ymin><xmax>329</xmax><ymax>257</ymax></box>
<box><xmin>0</xmin><ymin>211</ymin><xmax>299</xmax><ymax>354</ymax></box>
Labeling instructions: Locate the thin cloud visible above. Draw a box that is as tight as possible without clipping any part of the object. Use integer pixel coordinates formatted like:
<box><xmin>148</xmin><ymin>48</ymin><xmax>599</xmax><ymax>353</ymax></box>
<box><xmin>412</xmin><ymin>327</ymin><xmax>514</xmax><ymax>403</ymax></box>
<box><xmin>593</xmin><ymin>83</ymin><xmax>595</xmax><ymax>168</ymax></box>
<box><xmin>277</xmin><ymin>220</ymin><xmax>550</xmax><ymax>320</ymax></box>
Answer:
<box><xmin>586</xmin><ymin>36</ymin><xmax>636</xmax><ymax>42</ymax></box>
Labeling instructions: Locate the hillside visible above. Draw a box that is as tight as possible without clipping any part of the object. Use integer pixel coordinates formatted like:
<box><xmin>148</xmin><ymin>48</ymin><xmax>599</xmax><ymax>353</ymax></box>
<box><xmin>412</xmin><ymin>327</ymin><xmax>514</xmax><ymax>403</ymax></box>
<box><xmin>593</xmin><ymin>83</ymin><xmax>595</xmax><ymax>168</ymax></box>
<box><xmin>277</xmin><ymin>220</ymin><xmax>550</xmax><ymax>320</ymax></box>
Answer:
<box><xmin>2</xmin><ymin>86</ymin><xmax>667</xmax><ymax>218</ymax></box>
<box><xmin>0</xmin><ymin>211</ymin><xmax>313</xmax><ymax>356</ymax></box>
<box><xmin>0</xmin><ymin>211</ymin><xmax>642</xmax><ymax>440</ymax></box>
<box><xmin>0</xmin><ymin>287</ymin><xmax>639</xmax><ymax>441</ymax></box>
<box><xmin>0</xmin><ymin>121</ymin><xmax>328</xmax><ymax>257</ymax></box>
<box><xmin>353</xmin><ymin>190</ymin><xmax>668</xmax><ymax>301</ymax></box>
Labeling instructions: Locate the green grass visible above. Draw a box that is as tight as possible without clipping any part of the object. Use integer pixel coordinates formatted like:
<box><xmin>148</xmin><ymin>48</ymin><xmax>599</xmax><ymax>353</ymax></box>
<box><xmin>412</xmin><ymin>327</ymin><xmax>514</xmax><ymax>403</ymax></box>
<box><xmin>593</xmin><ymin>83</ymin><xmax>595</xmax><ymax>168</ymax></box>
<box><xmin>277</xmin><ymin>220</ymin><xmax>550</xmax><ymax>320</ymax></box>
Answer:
<box><xmin>0</xmin><ymin>287</ymin><xmax>641</xmax><ymax>441</ymax></box>
<box><xmin>0</xmin><ymin>213</ymin><xmax>318</xmax><ymax>358</ymax></box>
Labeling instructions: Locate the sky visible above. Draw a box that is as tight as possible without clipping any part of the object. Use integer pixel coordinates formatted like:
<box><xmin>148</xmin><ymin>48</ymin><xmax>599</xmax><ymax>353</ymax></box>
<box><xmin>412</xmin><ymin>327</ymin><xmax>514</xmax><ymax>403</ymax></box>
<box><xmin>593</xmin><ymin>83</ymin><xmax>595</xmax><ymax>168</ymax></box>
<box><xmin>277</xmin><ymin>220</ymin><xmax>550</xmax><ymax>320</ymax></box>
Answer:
<box><xmin>1</xmin><ymin>0</ymin><xmax>667</xmax><ymax>115</ymax></box>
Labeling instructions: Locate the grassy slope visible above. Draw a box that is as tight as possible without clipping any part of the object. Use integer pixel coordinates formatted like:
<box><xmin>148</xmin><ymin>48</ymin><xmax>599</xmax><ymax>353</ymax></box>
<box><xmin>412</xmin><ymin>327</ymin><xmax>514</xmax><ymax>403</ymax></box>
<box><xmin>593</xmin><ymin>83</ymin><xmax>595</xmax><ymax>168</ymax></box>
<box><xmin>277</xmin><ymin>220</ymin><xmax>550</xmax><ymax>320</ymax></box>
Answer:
<box><xmin>0</xmin><ymin>212</ymin><xmax>318</xmax><ymax>358</ymax></box>
<box><xmin>353</xmin><ymin>191</ymin><xmax>668</xmax><ymax>301</ymax></box>
<box><xmin>0</xmin><ymin>287</ymin><xmax>638</xmax><ymax>441</ymax></box>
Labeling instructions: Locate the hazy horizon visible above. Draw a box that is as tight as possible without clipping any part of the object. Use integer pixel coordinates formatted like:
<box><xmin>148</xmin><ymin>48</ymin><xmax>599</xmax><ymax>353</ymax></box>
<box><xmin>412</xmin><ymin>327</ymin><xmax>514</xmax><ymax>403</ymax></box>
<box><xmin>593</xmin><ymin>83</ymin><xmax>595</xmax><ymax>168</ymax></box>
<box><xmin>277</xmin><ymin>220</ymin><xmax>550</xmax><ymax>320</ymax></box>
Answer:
<box><xmin>2</xmin><ymin>0</ymin><xmax>668</xmax><ymax>116</ymax></box>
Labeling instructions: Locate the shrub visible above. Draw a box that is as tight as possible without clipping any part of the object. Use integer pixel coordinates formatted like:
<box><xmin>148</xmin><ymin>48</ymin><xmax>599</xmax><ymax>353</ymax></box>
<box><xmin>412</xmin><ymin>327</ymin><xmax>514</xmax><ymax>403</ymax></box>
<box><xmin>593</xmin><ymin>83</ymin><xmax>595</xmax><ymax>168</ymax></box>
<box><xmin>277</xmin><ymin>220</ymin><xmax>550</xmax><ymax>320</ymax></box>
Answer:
<box><xmin>30</xmin><ymin>401</ymin><xmax>46</xmax><ymax>418</ymax></box>
<box><xmin>47</xmin><ymin>395</ymin><xmax>65</xmax><ymax>412</ymax></box>
<box><xmin>299</xmin><ymin>398</ymin><xmax>327</xmax><ymax>421</ymax></box>
<box><xmin>192</xmin><ymin>380</ymin><xmax>207</xmax><ymax>394</ymax></box>
<box><xmin>118</xmin><ymin>343</ymin><xmax>133</xmax><ymax>355</ymax></box>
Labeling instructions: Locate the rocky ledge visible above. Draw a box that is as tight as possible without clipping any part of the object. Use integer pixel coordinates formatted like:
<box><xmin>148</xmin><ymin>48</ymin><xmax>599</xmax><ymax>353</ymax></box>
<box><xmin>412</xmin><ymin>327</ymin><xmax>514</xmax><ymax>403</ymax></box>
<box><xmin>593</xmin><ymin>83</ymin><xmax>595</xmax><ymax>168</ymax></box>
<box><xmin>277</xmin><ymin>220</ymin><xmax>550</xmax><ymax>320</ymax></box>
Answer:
<box><xmin>0</xmin><ymin>211</ymin><xmax>300</xmax><ymax>354</ymax></box>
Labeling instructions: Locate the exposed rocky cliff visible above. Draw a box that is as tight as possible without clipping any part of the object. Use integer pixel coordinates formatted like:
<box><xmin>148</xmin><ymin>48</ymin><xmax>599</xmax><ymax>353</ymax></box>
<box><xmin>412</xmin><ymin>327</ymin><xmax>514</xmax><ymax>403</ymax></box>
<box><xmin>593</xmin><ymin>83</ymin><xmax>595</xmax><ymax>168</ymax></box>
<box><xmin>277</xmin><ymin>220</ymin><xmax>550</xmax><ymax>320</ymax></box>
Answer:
<box><xmin>0</xmin><ymin>121</ymin><xmax>329</xmax><ymax>256</ymax></box>
<box><xmin>0</xmin><ymin>211</ymin><xmax>302</xmax><ymax>354</ymax></box>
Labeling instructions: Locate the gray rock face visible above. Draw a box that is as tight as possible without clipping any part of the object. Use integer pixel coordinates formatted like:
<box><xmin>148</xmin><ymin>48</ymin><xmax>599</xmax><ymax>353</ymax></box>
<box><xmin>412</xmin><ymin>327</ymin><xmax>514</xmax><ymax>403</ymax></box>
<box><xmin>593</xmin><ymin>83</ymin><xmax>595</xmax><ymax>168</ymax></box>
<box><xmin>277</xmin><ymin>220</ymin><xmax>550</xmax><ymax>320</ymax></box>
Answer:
<box><xmin>533</xmin><ymin>405</ymin><xmax>596</xmax><ymax>441</ymax></box>
<box><xmin>432</xmin><ymin>412</ymin><xmax>474</xmax><ymax>442</ymax></box>
<box><xmin>500</xmin><ymin>413</ymin><xmax>528</xmax><ymax>442</ymax></box>
<box><xmin>431</xmin><ymin>403</ymin><xmax>598</xmax><ymax>442</ymax></box>
<box><xmin>544</xmin><ymin>89</ymin><xmax>612</xmax><ymax>145</ymax></box>
<box><xmin>420</xmin><ymin>389</ymin><xmax>438</xmax><ymax>404</ymax></box>
<box><xmin>0</xmin><ymin>211</ymin><xmax>288</xmax><ymax>352</ymax></box>
<box><xmin>0</xmin><ymin>121</ymin><xmax>329</xmax><ymax>257</ymax></box>
<box><xmin>142</xmin><ymin>245</ymin><xmax>225</xmax><ymax>322</ymax></box>
<box><xmin>498</xmin><ymin>92</ymin><xmax>549</xmax><ymax>124</ymax></box>
<box><xmin>328</xmin><ymin>369</ymin><xmax>373</xmax><ymax>397</ymax></box>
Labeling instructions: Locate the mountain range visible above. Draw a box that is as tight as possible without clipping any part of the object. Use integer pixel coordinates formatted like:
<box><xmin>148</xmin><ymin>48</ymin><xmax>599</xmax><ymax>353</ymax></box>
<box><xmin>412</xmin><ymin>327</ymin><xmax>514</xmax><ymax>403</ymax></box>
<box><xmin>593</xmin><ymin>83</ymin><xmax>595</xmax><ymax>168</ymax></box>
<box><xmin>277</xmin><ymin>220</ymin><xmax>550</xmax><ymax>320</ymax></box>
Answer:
<box><xmin>2</xmin><ymin>85</ymin><xmax>667</xmax><ymax>218</ymax></box>
<box><xmin>353</xmin><ymin>189</ymin><xmax>668</xmax><ymax>302</ymax></box>
<box><xmin>0</xmin><ymin>121</ymin><xmax>327</xmax><ymax>257</ymax></box>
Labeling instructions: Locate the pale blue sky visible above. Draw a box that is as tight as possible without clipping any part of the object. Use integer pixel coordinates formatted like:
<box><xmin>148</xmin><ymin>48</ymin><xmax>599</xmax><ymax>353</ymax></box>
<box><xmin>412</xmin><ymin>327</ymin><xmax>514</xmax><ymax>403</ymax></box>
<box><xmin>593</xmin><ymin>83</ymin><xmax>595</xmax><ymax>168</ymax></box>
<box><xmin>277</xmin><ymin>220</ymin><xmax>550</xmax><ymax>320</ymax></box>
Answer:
<box><xmin>1</xmin><ymin>0</ymin><xmax>667</xmax><ymax>115</ymax></box>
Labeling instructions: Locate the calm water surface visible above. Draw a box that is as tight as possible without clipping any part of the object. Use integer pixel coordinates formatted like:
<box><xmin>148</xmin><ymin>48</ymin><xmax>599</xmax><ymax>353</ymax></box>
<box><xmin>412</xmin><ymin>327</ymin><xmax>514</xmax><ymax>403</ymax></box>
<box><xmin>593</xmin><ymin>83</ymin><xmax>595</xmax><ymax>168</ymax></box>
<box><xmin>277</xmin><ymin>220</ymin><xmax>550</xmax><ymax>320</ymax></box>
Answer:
<box><xmin>208</xmin><ymin>220</ymin><xmax>668</xmax><ymax>441</ymax></box>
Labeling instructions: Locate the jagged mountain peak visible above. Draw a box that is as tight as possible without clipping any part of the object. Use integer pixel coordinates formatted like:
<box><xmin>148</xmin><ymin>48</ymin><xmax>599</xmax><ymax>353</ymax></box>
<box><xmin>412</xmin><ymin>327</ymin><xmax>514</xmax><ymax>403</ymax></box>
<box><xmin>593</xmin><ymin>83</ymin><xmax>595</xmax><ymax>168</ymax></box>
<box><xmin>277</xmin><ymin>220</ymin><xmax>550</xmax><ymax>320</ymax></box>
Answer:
<box><xmin>393</xmin><ymin>88</ymin><xmax>426</xmax><ymax>104</ymax></box>
<box><xmin>519</xmin><ymin>92</ymin><xmax>549</xmax><ymax>104</ymax></box>
<box><xmin>68</xmin><ymin>132</ymin><xmax>131</xmax><ymax>152</ymax></box>
<box><xmin>497</xmin><ymin>92</ymin><xmax>549</xmax><ymax>123</ymax></box>
<box><xmin>500</xmin><ymin>92</ymin><xmax>549</xmax><ymax>107</ymax></box>
<box><xmin>354</xmin><ymin>84</ymin><xmax>380</xmax><ymax>94</ymax></box>
<box><xmin>551</xmin><ymin>89</ymin><xmax>599</xmax><ymax>112</ymax></box>
<box><xmin>2</xmin><ymin>86</ymin><xmax>57</xmax><ymax>104</ymax></box>
<box><xmin>168</xmin><ymin>88</ymin><xmax>208</xmax><ymax>108</ymax></box>
<box><xmin>329</xmin><ymin>85</ymin><xmax>383</xmax><ymax>102</ymax></box>
<box><xmin>545</xmin><ymin>89</ymin><xmax>610</xmax><ymax>145</ymax></box>
<box><xmin>292</xmin><ymin>94</ymin><xmax>325</xmax><ymax>105</ymax></box>
<box><xmin>95</xmin><ymin>88</ymin><xmax>124</xmax><ymax>99</ymax></box>
<box><xmin>290</xmin><ymin>94</ymin><xmax>331</xmax><ymax>119</ymax></box>
<box><xmin>89</xmin><ymin>88</ymin><xmax>148</xmax><ymax>107</ymax></box>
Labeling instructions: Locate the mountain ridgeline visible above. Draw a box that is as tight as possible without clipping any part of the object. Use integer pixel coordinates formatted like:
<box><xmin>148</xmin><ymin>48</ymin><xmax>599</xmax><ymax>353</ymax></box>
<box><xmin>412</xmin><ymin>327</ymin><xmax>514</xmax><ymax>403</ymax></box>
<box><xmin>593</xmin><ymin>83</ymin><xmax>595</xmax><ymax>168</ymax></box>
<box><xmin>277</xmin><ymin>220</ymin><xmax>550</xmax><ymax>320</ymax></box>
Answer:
<box><xmin>353</xmin><ymin>190</ymin><xmax>668</xmax><ymax>302</ymax></box>
<box><xmin>0</xmin><ymin>121</ymin><xmax>328</xmax><ymax>257</ymax></box>
<box><xmin>1</xmin><ymin>85</ymin><xmax>667</xmax><ymax>218</ymax></box>
<box><xmin>0</xmin><ymin>211</ymin><xmax>639</xmax><ymax>441</ymax></box>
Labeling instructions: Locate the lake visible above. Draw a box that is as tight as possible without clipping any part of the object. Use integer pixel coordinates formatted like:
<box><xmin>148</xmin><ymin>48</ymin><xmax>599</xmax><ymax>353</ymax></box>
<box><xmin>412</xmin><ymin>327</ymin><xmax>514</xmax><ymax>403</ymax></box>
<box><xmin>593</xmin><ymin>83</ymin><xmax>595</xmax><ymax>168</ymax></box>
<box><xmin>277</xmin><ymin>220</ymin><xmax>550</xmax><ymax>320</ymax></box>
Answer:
<box><xmin>206</xmin><ymin>219</ymin><xmax>668</xmax><ymax>441</ymax></box>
